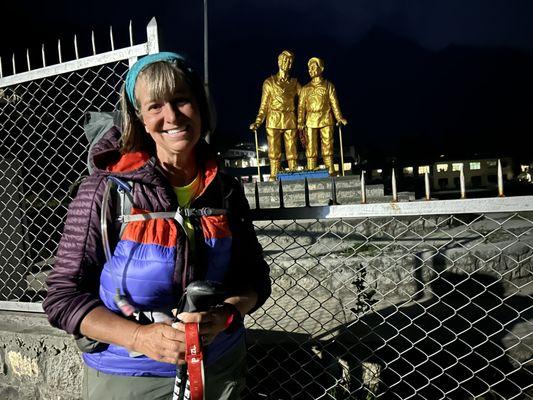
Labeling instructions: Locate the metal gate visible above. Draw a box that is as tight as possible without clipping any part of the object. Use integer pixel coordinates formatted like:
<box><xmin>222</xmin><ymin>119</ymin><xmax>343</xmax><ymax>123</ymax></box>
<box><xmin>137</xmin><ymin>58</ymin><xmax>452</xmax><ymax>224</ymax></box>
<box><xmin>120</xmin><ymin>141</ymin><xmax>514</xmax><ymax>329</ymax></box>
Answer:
<box><xmin>0</xmin><ymin>18</ymin><xmax>158</xmax><ymax>311</ymax></box>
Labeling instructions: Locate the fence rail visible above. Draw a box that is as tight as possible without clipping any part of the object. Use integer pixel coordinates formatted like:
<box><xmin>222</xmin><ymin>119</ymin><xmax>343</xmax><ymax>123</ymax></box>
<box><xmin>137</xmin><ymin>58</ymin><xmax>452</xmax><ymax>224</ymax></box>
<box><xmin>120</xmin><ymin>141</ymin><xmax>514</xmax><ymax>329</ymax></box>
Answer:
<box><xmin>0</xmin><ymin>18</ymin><xmax>531</xmax><ymax>400</ymax></box>
<box><xmin>250</xmin><ymin>195</ymin><xmax>533</xmax><ymax>220</ymax></box>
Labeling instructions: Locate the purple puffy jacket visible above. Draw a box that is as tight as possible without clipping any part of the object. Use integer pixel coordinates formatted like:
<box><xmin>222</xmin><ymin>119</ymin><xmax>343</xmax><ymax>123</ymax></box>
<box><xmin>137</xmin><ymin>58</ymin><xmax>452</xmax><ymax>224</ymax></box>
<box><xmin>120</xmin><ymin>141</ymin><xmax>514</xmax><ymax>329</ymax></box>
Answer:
<box><xmin>43</xmin><ymin>127</ymin><xmax>271</xmax><ymax>338</ymax></box>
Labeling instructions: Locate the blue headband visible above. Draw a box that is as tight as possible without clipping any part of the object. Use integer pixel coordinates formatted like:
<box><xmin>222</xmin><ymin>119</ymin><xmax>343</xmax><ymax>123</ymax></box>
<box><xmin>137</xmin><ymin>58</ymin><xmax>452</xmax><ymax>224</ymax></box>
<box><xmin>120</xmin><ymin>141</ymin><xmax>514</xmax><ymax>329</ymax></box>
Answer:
<box><xmin>125</xmin><ymin>52</ymin><xmax>186</xmax><ymax>108</ymax></box>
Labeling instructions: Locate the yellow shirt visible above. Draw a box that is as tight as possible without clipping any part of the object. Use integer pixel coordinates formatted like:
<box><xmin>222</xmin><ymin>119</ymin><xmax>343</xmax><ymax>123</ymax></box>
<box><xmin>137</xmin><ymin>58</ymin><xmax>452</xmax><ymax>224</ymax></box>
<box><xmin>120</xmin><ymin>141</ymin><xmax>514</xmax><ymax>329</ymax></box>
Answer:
<box><xmin>173</xmin><ymin>173</ymin><xmax>203</xmax><ymax>249</ymax></box>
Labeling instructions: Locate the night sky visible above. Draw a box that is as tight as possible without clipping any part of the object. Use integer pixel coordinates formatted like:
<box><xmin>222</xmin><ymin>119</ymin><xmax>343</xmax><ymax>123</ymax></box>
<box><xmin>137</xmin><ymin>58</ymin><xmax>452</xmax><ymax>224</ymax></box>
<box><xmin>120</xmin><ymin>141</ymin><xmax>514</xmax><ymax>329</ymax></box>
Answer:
<box><xmin>2</xmin><ymin>0</ymin><xmax>533</xmax><ymax>161</ymax></box>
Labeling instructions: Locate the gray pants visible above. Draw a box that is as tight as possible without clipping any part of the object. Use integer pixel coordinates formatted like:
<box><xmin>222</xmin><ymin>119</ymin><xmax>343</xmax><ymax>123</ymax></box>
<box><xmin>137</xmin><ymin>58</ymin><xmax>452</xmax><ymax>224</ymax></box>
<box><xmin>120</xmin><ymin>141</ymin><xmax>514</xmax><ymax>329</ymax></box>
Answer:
<box><xmin>83</xmin><ymin>340</ymin><xmax>246</xmax><ymax>400</ymax></box>
<box><xmin>83</xmin><ymin>368</ymin><xmax>174</xmax><ymax>400</ymax></box>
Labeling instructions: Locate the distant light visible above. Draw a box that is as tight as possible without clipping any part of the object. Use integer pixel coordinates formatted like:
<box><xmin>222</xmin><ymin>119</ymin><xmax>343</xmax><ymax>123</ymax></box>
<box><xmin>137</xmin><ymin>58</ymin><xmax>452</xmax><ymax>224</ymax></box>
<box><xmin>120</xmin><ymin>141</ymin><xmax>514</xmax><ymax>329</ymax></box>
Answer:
<box><xmin>470</xmin><ymin>162</ymin><xmax>481</xmax><ymax>170</ymax></box>
<box><xmin>440</xmin><ymin>154</ymin><xmax>445</xmax><ymax>158</ymax></box>
<box><xmin>260</xmin><ymin>145</ymin><xmax>268</xmax><ymax>152</ymax></box>
<box><xmin>452</xmin><ymin>163</ymin><xmax>463</xmax><ymax>172</ymax></box>
<box><xmin>436</xmin><ymin>163</ymin><xmax>448</xmax><ymax>172</ymax></box>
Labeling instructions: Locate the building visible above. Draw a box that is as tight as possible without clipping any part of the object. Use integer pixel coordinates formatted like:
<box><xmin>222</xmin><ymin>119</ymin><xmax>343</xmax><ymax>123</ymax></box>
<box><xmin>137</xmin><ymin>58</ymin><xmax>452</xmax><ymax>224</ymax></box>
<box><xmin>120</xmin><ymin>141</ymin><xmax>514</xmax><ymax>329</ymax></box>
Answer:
<box><xmin>430</xmin><ymin>157</ymin><xmax>513</xmax><ymax>190</ymax></box>
<box><xmin>221</xmin><ymin>142</ymin><xmax>268</xmax><ymax>169</ymax></box>
<box><xmin>360</xmin><ymin>156</ymin><xmax>521</xmax><ymax>197</ymax></box>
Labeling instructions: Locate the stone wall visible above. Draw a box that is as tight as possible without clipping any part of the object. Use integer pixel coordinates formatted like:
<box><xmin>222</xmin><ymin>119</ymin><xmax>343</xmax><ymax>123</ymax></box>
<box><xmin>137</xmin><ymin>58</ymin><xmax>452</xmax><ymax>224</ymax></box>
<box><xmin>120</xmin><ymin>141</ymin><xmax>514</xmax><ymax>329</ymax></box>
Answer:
<box><xmin>0</xmin><ymin>312</ymin><xmax>83</xmax><ymax>400</ymax></box>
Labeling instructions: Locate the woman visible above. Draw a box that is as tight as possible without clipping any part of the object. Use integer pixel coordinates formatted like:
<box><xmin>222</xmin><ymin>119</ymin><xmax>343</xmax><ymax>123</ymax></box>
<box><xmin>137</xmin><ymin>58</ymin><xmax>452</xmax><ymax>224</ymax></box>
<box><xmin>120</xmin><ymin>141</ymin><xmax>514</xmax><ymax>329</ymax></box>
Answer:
<box><xmin>43</xmin><ymin>52</ymin><xmax>271</xmax><ymax>399</ymax></box>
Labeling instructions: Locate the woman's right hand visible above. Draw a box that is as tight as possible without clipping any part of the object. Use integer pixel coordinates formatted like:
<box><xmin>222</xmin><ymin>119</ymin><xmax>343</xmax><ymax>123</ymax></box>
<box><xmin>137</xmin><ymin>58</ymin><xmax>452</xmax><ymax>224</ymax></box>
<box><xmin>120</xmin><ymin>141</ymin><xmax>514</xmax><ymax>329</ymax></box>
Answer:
<box><xmin>131</xmin><ymin>322</ymin><xmax>186</xmax><ymax>364</ymax></box>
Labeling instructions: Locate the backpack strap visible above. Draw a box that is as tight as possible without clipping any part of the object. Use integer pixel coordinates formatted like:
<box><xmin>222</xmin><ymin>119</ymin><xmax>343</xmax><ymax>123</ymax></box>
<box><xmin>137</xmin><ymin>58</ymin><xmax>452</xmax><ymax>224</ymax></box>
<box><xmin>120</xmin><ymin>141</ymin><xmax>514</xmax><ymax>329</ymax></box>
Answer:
<box><xmin>120</xmin><ymin>207</ymin><xmax>227</xmax><ymax>222</ymax></box>
<box><xmin>100</xmin><ymin>176</ymin><xmax>134</xmax><ymax>262</ymax></box>
<box><xmin>101</xmin><ymin>176</ymin><xmax>227</xmax><ymax>262</ymax></box>
<box><xmin>120</xmin><ymin>208</ymin><xmax>226</xmax><ymax>246</ymax></box>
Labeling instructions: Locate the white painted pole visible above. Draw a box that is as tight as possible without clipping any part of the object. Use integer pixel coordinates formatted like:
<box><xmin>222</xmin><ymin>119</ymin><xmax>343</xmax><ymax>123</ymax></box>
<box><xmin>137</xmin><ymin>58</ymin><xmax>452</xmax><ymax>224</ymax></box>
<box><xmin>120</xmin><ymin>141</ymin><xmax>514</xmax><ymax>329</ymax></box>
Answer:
<box><xmin>424</xmin><ymin>172</ymin><xmax>431</xmax><ymax>200</ymax></box>
<box><xmin>497</xmin><ymin>159</ymin><xmax>505</xmax><ymax>197</ymax></box>
<box><xmin>391</xmin><ymin>168</ymin><xmax>398</xmax><ymax>202</ymax></box>
<box><xmin>460</xmin><ymin>164</ymin><xmax>466</xmax><ymax>199</ymax></box>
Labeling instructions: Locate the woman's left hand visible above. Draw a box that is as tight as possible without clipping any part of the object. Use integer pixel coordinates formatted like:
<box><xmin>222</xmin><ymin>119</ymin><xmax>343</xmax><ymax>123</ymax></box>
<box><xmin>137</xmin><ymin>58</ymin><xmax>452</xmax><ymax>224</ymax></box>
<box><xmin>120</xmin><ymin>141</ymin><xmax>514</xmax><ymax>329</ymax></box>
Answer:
<box><xmin>173</xmin><ymin>305</ymin><xmax>233</xmax><ymax>345</ymax></box>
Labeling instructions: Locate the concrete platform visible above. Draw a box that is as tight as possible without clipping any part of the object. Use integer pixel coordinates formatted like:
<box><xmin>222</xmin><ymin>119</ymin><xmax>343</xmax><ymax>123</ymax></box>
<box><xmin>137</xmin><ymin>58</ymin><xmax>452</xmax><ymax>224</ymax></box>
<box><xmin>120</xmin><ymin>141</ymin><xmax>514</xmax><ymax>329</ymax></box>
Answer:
<box><xmin>243</xmin><ymin>175</ymin><xmax>414</xmax><ymax>208</ymax></box>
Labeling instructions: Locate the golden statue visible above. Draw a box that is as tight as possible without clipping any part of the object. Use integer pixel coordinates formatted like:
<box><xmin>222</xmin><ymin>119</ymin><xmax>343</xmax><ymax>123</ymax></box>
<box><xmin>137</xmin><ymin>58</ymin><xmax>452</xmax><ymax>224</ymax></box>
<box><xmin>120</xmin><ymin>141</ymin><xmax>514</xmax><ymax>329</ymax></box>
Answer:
<box><xmin>250</xmin><ymin>50</ymin><xmax>300</xmax><ymax>180</ymax></box>
<box><xmin>298</xmin><ymin>57</ymin><xmax>347</xmax><ymax>175</ymax></box>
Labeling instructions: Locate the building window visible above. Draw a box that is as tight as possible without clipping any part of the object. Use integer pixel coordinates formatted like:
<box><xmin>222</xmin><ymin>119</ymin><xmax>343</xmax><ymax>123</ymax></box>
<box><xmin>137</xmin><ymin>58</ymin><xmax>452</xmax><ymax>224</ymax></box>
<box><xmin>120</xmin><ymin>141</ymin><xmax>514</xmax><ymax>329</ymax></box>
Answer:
<box><xmin>438</xmin><ymin>178</ymin><xmax>448</xmax><ymax>189</ymax></box>
<box><xmin>453</xmin><ymin>177</ymin><xmax>461</xmax><ymax>188</ymax></box>
<box><xmin>418</xmin><ymin>165</ymin><xmax>430</xmax><ymax>174</ymax></box>
<box><xmin>487</xmin><ymin>160</ymin><xmax>497</xmax><ymax>168</ymax></box>
<box><xmin>488</xmin><ymin>175</ymin><xmax>497</xmax><ymax>183</ymax></box>
<box><xmin>403</xmin><ymin>167</ymin><xmax>413</xmax><ymax>176</ymax></box>
<box><xmin>470</xmin><ymin>162</ymin><xmax>481</xmax><ymax>170</ymax></box>
<box><xmin>436</xmin><ymin>163</ymin><xmax>448</xmax><ymax>172</ymax></box>
<box><xmin>452</xmin><ymin>163</ymin><xmax>463</xmax><ymax>172</ymax></box>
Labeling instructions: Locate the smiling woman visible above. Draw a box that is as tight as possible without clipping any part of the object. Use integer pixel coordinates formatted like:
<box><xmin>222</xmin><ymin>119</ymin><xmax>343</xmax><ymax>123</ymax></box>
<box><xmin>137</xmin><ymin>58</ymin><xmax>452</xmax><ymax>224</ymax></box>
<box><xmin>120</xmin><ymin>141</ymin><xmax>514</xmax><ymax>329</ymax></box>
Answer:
<box><xmin>42</xmin><ymin>52</ymin><xmax>271</xmax><ymax>400</ymax></box>
<box><xmin>134</xmin><ymin>67</ymin><xmax>203</xmax><ymax>186</ymax></box>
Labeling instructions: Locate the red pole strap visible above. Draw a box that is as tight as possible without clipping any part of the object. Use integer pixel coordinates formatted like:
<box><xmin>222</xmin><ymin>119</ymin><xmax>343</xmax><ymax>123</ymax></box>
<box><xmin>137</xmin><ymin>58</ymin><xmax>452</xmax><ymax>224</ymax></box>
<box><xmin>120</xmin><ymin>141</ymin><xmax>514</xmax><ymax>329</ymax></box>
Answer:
<box><xmin>185</xmin><ymin>323</ymin><xmax>204</xmax><ymax>400</ymax></box>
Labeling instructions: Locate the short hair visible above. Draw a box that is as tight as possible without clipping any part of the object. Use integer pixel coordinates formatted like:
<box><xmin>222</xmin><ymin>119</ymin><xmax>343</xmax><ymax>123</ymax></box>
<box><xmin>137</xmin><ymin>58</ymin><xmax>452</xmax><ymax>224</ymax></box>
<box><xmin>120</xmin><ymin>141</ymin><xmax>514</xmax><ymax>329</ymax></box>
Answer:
<box><xmin>307</xmin><ymin>57</ymin><xmax>324</xmax><ymax>70</ymax></box>
<box><xmin>278</xmin><ymin>50</ymin><xmax>294</xmax><ymax>60</ymax></box>
<box><xmin>120</xmin><ymin>59</ymin><xmax>211</xmax><ymax>153</ymax></box>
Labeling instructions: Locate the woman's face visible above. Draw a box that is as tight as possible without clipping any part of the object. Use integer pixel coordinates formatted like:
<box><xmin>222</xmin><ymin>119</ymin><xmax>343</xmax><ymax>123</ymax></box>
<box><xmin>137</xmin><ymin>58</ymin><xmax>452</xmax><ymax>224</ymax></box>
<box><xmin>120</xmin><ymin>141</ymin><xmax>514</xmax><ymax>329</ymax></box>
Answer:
<box><xmin>136</xmin><ymin>78</ymin><xmax>202</xmax><ymax>162</ymax></box>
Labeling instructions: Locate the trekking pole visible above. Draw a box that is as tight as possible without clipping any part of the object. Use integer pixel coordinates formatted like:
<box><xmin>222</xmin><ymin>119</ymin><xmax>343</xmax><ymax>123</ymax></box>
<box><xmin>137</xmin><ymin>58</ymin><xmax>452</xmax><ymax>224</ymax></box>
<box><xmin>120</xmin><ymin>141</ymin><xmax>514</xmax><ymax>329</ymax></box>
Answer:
<box><xmin>338</xmin><ymin>124</ymin><xmax>345</xmax><ymax>177</ymax></box>
<box><xmin>253</xmin><ymin>129</ymin><xmax>262</xmax><ymax>182</ymax></box>
<box><xmin>172</xmin><ymin>281</ymin><xmax>226</xmax><ymax>400</ymax></box>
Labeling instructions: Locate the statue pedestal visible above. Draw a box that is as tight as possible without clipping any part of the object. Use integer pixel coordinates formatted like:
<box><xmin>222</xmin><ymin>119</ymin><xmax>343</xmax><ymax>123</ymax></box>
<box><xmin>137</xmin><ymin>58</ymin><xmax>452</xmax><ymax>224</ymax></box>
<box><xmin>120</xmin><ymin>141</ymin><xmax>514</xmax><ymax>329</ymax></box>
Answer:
<box><xmin>243</xmin><ymin>176</ymin><xmax>415</xmax><ymax>208</ymax></box>
<box><xmin>277</xmin><ymin>170</ymin><xmax>329</xmax><ymax>181</ymax></box>
<box><xmin>245</xmin><ymin>175</ymin><xmax>377</xmax><ymax>208</ymax></box>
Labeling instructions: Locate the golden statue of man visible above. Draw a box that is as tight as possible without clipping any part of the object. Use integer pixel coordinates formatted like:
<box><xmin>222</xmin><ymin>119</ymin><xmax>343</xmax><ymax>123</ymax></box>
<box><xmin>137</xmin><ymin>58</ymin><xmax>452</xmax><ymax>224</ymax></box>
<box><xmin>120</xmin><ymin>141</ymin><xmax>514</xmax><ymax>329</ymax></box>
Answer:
<box><xmin>250</xmin><ymin>50</ymin><xmax>300</xmax><ymax>180</ymax></box>
<box><xmin>298</xmin><ymin>57</ymin><xmax>347</xmax><ymax>175</ymax></box>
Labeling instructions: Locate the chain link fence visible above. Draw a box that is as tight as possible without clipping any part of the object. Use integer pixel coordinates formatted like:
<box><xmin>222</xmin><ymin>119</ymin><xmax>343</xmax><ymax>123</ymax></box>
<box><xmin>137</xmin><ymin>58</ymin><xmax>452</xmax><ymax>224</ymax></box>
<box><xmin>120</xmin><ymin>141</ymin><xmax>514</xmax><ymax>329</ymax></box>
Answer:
<box><xmin>245</xmin><ymin>210</ymin><xmax>533</xmax><ymax>399</ymax></box>
<box><xmin>0</xmin><ymin>19</ymin><xmax>158</xmax><ymax>307</ymax></box>
<box><xmin>0</xmin><ymin>61</ymin><xmax>128</xmax><ymax>302</ymax></box>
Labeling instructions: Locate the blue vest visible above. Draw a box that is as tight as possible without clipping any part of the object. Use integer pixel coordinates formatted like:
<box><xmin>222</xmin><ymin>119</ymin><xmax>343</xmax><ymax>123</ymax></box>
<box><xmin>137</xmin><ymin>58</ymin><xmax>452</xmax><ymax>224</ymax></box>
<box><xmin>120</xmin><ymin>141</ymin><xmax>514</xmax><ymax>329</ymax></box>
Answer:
<box><xmin>83</xmin><ymin>214</ymin><xmax>244</xmax><ymax>376</ymax></box>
